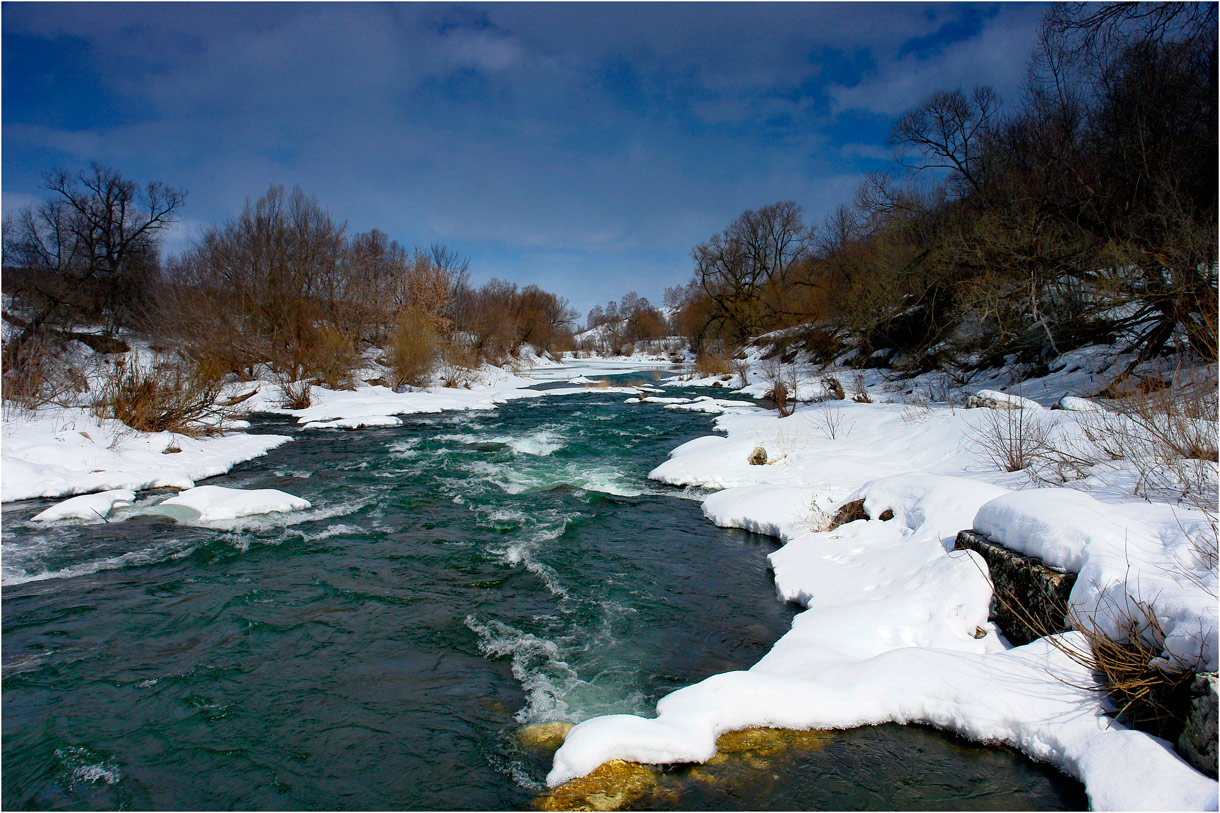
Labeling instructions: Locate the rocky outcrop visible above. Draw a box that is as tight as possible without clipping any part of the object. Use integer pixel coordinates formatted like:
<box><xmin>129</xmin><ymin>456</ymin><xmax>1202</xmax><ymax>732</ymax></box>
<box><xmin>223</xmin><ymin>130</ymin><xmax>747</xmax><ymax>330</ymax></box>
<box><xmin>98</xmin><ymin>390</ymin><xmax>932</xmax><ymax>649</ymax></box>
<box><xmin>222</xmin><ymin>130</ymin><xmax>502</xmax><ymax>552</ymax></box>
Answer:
<box><xmin>1179</xmin><ymin>672</ymin><xmax>1218</xmax><ymax>778</ymax></box>
<box><xmin>953</xmin><ymin>529</ymin><xmax>1076</xmax><ymax>645</ymax></box>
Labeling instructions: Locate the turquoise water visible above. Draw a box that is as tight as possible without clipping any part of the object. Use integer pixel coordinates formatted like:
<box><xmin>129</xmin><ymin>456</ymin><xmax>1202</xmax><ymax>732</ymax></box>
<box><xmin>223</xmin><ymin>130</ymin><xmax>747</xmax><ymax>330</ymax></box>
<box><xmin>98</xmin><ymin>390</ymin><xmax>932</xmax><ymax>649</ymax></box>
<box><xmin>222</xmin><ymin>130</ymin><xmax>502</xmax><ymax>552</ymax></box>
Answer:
<box><xmin>1</xmin><ymin>380</ymin><xmax>1086</xmax><ymax>810</ymax></box>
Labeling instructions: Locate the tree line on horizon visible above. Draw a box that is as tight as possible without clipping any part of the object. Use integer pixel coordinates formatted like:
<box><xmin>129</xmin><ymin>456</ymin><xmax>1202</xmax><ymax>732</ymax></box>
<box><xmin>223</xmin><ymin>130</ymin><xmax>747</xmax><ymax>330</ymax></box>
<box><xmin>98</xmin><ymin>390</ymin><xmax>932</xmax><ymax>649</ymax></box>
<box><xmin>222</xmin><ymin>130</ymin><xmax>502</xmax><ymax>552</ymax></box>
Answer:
<box><xmin>2</xmin><ymin>172</ymin><xmax>580</xmax><ymax>410</ymax></box>
<box><xmin>666</xmin><ymin>2</ymin><xmax>1216</xmax><ymax>377</ymax></box>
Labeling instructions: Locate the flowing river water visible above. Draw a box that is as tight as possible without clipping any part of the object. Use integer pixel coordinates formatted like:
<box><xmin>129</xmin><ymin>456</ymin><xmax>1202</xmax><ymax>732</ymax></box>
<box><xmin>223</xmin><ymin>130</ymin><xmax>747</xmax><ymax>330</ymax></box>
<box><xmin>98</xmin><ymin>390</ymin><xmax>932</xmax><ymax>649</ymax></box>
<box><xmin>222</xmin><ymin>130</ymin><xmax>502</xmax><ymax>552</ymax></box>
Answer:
<box><xmin>2</xmin><ymin>372</ymin><xmax>1087</xmax><ymax>810</ymax></box>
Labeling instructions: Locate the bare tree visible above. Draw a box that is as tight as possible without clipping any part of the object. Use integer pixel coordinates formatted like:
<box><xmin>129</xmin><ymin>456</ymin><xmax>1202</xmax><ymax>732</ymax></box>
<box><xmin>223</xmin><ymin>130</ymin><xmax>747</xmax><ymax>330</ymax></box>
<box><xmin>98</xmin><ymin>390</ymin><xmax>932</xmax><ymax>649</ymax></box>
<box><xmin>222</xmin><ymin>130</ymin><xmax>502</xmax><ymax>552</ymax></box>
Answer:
<box><xmin>4</xmin><ymin>164</ymin><xmax>184</xmax><ymax>354</ymax></box>
<box><xmin>891</xmin><ymin>86</ymin><xmax>1002</xmax><ymax>195</ymax></box>
<box><xmin>692</xmin><ymin>201</ymin><xmax>813</xmax><ymax>345</ymax></box>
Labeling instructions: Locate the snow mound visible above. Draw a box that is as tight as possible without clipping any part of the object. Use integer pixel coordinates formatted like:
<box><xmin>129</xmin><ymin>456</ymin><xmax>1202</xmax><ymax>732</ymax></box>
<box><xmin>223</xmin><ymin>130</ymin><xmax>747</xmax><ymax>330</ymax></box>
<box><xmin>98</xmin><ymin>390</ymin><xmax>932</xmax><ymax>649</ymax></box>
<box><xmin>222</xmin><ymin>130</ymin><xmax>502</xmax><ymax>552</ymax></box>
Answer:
<box><xmin>2</xmin><ymin>406</ymin><xmax>292</xmax><ymax>503</ymax></box>
<box><xmin>31</xmin><ymin>489</ymin><xmax>136</xmax><ymax>523</ymax></box>
<box><xmin>974</xmin><ymin>389</ymin><xmax>1044</xmax><ymax>410</ymax></box>
<box><xmin>159</xmin><ymin>485</ymin><xmax>311</xmax><ymax>522</ymax></box>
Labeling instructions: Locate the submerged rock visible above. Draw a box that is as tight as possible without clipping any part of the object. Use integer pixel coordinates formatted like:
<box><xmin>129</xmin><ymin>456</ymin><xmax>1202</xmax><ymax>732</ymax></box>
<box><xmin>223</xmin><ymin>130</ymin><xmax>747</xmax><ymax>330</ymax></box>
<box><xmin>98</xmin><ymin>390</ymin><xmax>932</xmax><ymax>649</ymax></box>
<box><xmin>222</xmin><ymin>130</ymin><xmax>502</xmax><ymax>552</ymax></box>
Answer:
<box><xmin>519</xmin><ymin>721</ymin><xmax>574</xmax><ymax>751</ymax></box>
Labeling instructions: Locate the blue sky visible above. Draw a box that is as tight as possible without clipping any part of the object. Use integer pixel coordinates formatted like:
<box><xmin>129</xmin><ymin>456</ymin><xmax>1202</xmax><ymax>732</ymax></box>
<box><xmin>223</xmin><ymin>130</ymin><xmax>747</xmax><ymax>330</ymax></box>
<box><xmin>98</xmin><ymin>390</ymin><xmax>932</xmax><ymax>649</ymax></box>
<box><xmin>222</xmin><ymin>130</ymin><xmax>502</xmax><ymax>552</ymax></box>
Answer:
<box><xmin>2</xmin><ymin>2</ymin><xmax>1047</xmax><ymax>317</ymax></box>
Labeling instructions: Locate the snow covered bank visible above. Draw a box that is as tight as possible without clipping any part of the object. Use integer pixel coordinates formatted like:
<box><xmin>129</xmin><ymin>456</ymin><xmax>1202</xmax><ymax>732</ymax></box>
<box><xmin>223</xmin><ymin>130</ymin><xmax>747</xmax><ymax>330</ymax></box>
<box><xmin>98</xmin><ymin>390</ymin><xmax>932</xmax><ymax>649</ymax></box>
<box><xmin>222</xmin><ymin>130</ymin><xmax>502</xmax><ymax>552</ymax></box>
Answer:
<box><xmin>549</xmin><ymin>376</ymin><xmax>1219</xmax><ymax>808</ymax></box>
<box><xmin>2</xmin><ymin>406</ymin><xmax>292</xmax><ymax>503</ymax></box>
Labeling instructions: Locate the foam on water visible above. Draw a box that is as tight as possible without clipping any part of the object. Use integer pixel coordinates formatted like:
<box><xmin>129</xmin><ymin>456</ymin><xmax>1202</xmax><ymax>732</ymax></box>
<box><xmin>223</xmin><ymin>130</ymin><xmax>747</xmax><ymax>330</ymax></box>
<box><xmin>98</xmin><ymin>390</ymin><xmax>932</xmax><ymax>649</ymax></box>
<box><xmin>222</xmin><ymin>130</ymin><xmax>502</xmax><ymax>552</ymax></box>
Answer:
<box><xmin>459</xmin><ymin>458</ymin><xmax>644</xmax><ymax>497</ymax></box>
<box><xmin>56</xmin><ymin>747</ymin><xmax>122</xmax><ymax>787</ymax></box>
<box><xmin>465</xmin><ymin>616</ymin><xmax>585</xmax><ymax>724</ymax></box>
<box><xmin>1</xmin><ymin>535</ymin><xmax>197</xmax><ymax>587</ymax></box>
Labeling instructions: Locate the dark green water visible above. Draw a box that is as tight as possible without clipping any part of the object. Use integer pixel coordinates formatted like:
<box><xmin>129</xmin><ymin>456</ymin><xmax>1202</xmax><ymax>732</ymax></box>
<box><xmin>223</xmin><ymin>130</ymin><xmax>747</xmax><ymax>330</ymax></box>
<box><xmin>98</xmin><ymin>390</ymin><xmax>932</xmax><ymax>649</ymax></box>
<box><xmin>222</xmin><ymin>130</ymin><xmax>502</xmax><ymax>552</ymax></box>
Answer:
<box><xmin>1</xmin><ymin>379</ymin><xmax>1086</xmax><ymax>810</ymax></box>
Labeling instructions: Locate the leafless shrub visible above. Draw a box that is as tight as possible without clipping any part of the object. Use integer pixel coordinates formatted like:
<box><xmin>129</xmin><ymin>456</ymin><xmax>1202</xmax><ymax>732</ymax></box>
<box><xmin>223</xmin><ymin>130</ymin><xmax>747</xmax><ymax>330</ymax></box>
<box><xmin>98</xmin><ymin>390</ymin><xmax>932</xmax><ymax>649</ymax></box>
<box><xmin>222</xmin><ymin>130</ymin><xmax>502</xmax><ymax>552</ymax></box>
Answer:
<box><xmin>973</xmin><ymin>406</ymin><xmax>1058</xmax><ymax>472</ymax></box>
<box><xmin>2</xmin><ymin>331</ymin><xmax>72</xmax><ymax>411</ymax></box>
<box><xmin>761</xmin><ymin>359</ymin><xmax>797</xmax><ymax>417</ymax></box>
<box><xmin>439</xmin><ymin>338</ymin><xmax>480</xmax><ymax>388</ymax></box>
<box><xmin>816</xmin><ymin>403</ymin><xmax>853</xmax><ymax>440</ymax></box>
<box><xmin>732</xmin><ymin>359</ymin><xmax>750</xmax><ymax>388</ymax></box>
<box><xmin>93</xmin><ymin>355</ymin><xmax>228</xmax><ymax>435</ymax></box>
<box><xmin>1081</xmin><ymin>376</ymin><xmax>1218</xmax><ymax>506</ymax></box>
<box><xmin>386</xmin><ymin>307</ymin><xmax>439</xmax><ymax>389</ymax></box>
<box><xmin>277</xmin><ymin>375</ymin><xmax>312</xmax><ymax>410</ymax></box>
<box><xmin>850</xmin><ymin>372</ymin><xmax>872</xmax><ymax>403</ymax></box>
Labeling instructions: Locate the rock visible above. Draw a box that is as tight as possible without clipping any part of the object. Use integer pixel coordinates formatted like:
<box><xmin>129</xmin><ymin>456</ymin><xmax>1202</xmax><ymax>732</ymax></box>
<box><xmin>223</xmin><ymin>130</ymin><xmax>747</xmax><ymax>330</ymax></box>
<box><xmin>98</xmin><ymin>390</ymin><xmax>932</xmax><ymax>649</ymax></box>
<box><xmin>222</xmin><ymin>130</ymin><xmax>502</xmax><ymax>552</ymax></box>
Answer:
<box><xmin>534</xmin><ymin>727</ymin><xmax>835</xmax><ymax>811</ymax></box>
<box><xmin>826</xmin><ymin>500</ymin><xmax>893</xmax><ymax>530</ymax></box>
<box><xmin>1178</xmin><ymin>672</ymin><xmax>1218</xmax><ymax>778</ymax></box>
<box><xmin>828</xmin><ymin>498</ymin><xmax>866</xmax><ymax>529</ymax></box>
<box><xmin>747</xmin><ymin>447</ymin><xmax>768</xmax><ymax>466</ymax></box>
<box><xmin>534</xmin><ymin>760</ymin><xmax>664</xmax><ymax>811</ymax></box>
<box><xmin>953</xmin><ymin>529</ymin><xmax>1076</xmax><ymax>645</ymax></box>
<box><xmin>518</xmin><ymin>721</ymin><xmax>573</xmax><ymax>751</ymax></box>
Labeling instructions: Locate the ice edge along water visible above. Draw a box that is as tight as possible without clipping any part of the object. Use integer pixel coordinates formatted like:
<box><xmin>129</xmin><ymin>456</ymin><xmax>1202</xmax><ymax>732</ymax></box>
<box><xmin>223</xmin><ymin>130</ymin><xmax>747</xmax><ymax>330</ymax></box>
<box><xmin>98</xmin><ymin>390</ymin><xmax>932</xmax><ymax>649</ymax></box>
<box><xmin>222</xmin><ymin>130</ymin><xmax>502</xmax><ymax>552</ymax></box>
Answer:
<box><xmin>549</xmin><ymin>390</ymin><xmax>1219</xmax><ymax>811</ymax></box>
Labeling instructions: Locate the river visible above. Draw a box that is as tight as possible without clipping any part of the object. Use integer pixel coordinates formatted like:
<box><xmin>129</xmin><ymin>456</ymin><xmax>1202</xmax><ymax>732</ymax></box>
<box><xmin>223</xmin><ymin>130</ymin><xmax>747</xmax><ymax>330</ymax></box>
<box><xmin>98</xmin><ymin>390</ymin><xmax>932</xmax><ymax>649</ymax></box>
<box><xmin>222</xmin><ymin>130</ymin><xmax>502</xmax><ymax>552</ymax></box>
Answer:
<box><xmin>1</xmin><ymin>371</ymin><xmax>1085</xmax><ymax>809</ymax></box>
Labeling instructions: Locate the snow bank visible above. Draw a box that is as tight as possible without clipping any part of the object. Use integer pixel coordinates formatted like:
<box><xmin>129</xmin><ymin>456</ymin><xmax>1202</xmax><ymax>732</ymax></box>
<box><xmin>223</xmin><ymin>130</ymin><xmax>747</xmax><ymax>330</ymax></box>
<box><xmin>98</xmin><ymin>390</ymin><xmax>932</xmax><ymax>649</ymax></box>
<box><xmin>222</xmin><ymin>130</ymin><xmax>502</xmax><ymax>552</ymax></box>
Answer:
<box><xmin>31</xmin><ymin>489</ymin><xmax>136</xmax><ymax>522</ymax></box>
<box><xmin>975</xmin><ymin>488</ymin><xmax>1218</xmax><ymax>671</ymax></box>
<box><xmin>2</xmin><ymin>406</ymin><xmax>292</xmax><ymax>503</ymax></box>
<box><xmin>158</xmin><ymin>485</ymin><xmax>310</xmax><ymax>522</ymax></box>
<box><xmin>549</xmin><ymin>636</ymin><xmax>1216</xmax><ymax>810</ymax></box>
<box><xmin>551</xmin><ymin>376</ymin><xmax>1219</xmax><ymax>808</ymax></box>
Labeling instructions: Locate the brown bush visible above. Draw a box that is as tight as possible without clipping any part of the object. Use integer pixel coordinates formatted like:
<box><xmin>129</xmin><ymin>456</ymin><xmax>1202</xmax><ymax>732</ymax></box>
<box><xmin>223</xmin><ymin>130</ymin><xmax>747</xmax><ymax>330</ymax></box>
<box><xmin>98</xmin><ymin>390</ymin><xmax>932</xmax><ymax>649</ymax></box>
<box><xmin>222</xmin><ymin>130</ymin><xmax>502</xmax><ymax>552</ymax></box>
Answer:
<box><xmin>277</xmin><ymin>376</ymin><xmax>312</xmax><ymax>410</ymax></box>
<box><xmin>308</xmin><ymin>325</ymin><xmax>360</xmax><ymax>390</ymax></box>
<box><xmin>694</xmin><ymin>350</ymin><xmax>733</xmax><ymax>377</ymax></box>
<box><xmin>973</xmin><ymin>406</ymin><xmax>1058</xmax><ymax>472</ymax></box>
<box><xmin>94</xmin><ymin>355</ymin><xmax>228</xmax><ymax>435</ymax></box>
<box><xmin>2</xmin><ymin>332</ymin><xmax>61</xmax><ymax>410</ymax></box>
<box><xmin>386</xmin><ymin>307</ymin><xmax>439</xmax><ymax>389</ymax></box>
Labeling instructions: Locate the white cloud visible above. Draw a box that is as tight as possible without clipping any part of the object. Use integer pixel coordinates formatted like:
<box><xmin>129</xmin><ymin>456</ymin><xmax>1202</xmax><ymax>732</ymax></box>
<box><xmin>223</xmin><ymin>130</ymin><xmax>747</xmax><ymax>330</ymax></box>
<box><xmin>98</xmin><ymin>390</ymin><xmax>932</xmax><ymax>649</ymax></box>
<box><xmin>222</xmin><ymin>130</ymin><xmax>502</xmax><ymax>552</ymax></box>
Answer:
<box><xmin>828</xmin><ymin>6</ymin><xmax>1044</xmax><ymax>116</ymax></box>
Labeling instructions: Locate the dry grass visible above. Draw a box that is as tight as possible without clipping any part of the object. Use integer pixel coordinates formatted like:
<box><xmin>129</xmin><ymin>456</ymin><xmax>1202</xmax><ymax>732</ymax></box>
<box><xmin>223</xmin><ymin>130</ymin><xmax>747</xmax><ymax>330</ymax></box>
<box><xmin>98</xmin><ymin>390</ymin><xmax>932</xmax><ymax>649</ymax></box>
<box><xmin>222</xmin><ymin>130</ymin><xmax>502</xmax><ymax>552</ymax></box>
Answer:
<box><xmin>850</xmin><ymin>372</ymin><xmax>872</xmax><ymax>403</ymax></box>
<box><xmin>694</xmin><ymin>350</ymin><xmax>733</xmax><ymax>377</ymax></box>
<box><xmin>93</xmin><ymin>356</ymin><xmax>228</xmax><ymax>435</ymax></box>
<box><xmin>980</xmin><ymin>563</ymin><xmax>1201</xmax><ymax>742</ymax></box>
